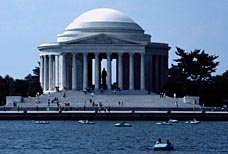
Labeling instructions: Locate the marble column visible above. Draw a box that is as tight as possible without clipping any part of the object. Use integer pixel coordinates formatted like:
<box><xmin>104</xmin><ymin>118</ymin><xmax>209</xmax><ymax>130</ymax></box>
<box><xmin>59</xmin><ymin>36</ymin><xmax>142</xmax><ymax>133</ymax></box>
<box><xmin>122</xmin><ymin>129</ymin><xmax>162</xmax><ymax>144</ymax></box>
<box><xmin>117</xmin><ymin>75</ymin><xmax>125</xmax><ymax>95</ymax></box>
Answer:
<box><xmin>129</xmin><ymin>53</ymin><xmax>134</xmax><ymax>90</ymax></box>
<box><xmin>150</xmin><ymin>55</ymin><xmax>153</xmax><ymax>91</ymax></box>
<box><xmin>55</xmin><ymin>55</ymin><xmax>59</xmax><ymax>90</ymax></box>
<box><xmin>164</xmin><ymin>56</ymin><xmax>168</xmax><ymax>84</ymax></box>
<box><xmin>160</xmin><ymin>55</ymin><xmax>164</xmax><ymax>90</ymax></box>
<box><xmin>49</xmin><ymin>55</ymin><xmax>53</xmax><ymax>91</ymax></box>
<box><xmin>140</xmin><ymin>53</ymin><xmax>145</xmax><ymax>90</ymax></box>
<box><xmin>154</xmin><ymin>55</ymin><xmax>159</xmax><ymax>92</ymax></box>
<box><xmin>40</xmin><ymin>56</ymin><xmax>44</xmax><ymax>89</ymax></box>
<box><xmin>61</xmin><ymin>54</ymin><xmax>66</xmax><ymax>90</ymax></box>
<box><xmin>72</xmin><ymin>53</ymin><xmax>77</xmax><ymax>90</ymax></box>
<box><xmin>118</xmin><ymin>53</ymin><xmax>123</xmax><ymax>90</ymax></box>
<box><xmin>107</xmin><ymin>53</ymin><xmax>112</xmax><ymax>90</ymax></box>
<box><xmin>83</xmin><ymin>53</ymin><xmax>88</xmax><ymax>89</ymax></box>
<box><xmin>43</xmin><ymin>55</ymin><xmax>48</xmax><ymax>91</ymax></box>
<box><xmin>95</xmin><ymin>53</ymin><xmax>99</xmax><ymax>90</ymax></box>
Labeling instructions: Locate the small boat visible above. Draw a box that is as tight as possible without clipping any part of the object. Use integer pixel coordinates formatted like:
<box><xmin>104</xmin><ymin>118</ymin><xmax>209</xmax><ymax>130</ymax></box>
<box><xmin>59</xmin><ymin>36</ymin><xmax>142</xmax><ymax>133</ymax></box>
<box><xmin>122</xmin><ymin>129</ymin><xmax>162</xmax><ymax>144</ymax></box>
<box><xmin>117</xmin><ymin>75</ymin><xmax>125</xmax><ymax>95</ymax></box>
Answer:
<box><xmin>115</xmin><ymin>122</ymin><xmax>132</xmax><ymax>127</ymax></box>
<box><xmin>186</xmin><ymin>119</ymin><xmax>200</xmax><ymax>124</ymax></box>
<box><xmin>78</xmin><ymin>120</ymin><xmax>95</xmax><ymax>124</ymax></box>
<box><xmin>156</xmin><ymin>121</ymin><xmax>172</xmax><ymax>125</ymax></box>
<box><xmin>168</xmin><ymin>119</ymin><xmax>178</xmax><ymax>123</ymax></box>
<box><xmin>154</xmin><ymin>143</ymin><xmax>174</xmax><ymax>151</ymax></box>
<box><xmin>35</xmin><ymin>121</ymin><xmax>49</xmax><ymax>124</ymax></box>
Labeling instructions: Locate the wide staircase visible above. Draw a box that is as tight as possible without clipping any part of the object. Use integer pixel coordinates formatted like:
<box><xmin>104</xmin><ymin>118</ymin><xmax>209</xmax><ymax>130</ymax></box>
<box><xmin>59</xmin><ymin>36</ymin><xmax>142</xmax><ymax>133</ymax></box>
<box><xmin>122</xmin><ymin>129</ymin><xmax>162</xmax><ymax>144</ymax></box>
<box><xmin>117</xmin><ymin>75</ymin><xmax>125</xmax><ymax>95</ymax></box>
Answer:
<box><xmin>21</xmin><ymin>90</ymin><xmax>199</xmax><ymax>108</ymax></box>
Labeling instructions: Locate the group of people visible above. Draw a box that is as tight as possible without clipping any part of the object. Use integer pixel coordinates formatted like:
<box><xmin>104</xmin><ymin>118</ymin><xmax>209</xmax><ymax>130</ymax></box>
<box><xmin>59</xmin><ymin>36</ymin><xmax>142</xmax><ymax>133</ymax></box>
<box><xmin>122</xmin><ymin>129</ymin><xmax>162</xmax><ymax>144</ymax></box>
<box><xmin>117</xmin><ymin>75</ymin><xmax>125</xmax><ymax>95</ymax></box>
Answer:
<box><xmin>159</xmin><ymin>92</ymin><xmax>166</xmax><ymax>98</ymax></box>
<box><xmin>156</xmin><ymin>138</ymin><xmax>172</xmax><ymax>146</ymax></box>
<box><xmin>118</xmin><ymin>101</ymin><xmax>124</xmax><ymax>107</ymax></box>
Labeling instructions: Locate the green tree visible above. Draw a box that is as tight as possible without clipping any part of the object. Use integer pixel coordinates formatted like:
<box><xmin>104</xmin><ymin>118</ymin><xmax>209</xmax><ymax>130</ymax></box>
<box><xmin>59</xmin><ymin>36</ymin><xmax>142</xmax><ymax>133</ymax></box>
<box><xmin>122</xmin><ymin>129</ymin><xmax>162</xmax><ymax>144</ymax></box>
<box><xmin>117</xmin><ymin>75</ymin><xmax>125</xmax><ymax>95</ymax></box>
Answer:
<box><xmin>173</xmin><ymin>47</ymin><xmax>219</xmax><ymax>82</ymax></box>
<box><xmin>164</xmin><ymin>47</ymin><xmax>220</xmax><ymax>106</ymax></box>
<box><xmin>0</xmin><ymin>76</ymin><xmax>7</xmax><ymax>105</ymax></box>
<box><xmin>25</xmin><ymin>63</ymin><xmax>43</xmax><ymax>97</ymax></box>
<box><xmin>210</xmin><ymin>70</ymin><xmax>228</xmax><ymax>102</ymax></box>
<box><xmin>13</xmin><ymin>79</ymin><xmax>28</xmax><ymax>96</ymax></box>
<box><xmin>5</xmin><ymin>75</ymin><xmax>15</xmax><ymax>95</ymax></box>
<box><xmin>32</xmin><ymin>62</ymin><xmax>40</xmax><ymax>77</ymax></box>
<box><xmin>0</xmin><ymin>63</ymin><xmax>43</xmax><ymax>106</ymax></box>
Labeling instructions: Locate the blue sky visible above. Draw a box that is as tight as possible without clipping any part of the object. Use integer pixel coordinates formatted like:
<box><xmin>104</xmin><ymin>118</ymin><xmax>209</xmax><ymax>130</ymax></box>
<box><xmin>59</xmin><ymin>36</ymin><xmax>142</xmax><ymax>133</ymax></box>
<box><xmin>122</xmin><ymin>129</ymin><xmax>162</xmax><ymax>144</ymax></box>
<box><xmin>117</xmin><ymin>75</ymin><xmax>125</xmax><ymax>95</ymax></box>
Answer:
<box><xmin>1</xmin><ymin>0</ymin><xmax>228</xmax><ymax>79</ymax></box>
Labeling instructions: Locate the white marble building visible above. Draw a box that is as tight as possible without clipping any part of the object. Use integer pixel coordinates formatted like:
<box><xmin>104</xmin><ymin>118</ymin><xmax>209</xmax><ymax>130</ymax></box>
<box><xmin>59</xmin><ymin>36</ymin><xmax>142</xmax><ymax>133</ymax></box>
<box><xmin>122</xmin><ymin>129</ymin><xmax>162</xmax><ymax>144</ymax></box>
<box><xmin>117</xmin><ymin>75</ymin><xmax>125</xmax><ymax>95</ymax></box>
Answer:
<box><xmin>38</xmin><ymin>8</ymin><xmax>170</xmax><ymax>93</ymax></box>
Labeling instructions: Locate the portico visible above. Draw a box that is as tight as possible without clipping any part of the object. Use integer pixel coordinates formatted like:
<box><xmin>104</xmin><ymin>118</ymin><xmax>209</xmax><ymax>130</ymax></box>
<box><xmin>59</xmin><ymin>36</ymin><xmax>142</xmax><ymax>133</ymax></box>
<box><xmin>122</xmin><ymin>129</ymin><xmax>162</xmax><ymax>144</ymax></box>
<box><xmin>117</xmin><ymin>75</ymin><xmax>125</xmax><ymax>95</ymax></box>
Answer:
<box><xmin>38</xmin><ymin>8</ymin><xmax>170</xmax><ymax>93</ymax></box>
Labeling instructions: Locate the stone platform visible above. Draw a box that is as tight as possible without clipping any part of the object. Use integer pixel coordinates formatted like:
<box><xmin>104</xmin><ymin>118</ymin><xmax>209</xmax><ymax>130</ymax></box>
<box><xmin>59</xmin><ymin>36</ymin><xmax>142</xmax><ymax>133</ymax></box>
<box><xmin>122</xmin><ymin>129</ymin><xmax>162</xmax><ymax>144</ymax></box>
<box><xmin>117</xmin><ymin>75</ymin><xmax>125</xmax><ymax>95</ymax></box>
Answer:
<box><xmin>10</xmin><ymin>90</ymin><xmax>200</xmax><ymax>109</ymax></box>
<box><xmin>3</xmin><ymin>91</ymin><xmax>228</xmax><ymax>121</ymax></box>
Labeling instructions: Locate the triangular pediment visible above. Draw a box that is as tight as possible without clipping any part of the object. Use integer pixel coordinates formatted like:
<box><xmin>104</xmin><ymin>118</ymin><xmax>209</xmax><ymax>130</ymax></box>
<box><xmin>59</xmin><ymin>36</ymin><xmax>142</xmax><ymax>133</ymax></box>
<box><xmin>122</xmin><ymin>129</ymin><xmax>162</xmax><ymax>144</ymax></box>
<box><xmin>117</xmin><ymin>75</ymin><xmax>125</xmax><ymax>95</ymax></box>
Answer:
<box><xmin>66</xmin><ymin>34</ymin><xmax>143</xmax><ymax>45</ymax></box>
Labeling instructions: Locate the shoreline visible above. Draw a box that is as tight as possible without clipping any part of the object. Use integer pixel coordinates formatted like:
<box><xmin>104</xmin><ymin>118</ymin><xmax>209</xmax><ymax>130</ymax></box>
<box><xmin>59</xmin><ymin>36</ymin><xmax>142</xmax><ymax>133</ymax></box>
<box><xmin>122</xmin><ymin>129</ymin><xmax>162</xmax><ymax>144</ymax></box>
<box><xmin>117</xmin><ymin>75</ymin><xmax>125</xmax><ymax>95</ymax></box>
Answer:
<box><xmin>0</xmin><ymin>110</ymin><xmax>228</xmax><ymax>121</ymax></box>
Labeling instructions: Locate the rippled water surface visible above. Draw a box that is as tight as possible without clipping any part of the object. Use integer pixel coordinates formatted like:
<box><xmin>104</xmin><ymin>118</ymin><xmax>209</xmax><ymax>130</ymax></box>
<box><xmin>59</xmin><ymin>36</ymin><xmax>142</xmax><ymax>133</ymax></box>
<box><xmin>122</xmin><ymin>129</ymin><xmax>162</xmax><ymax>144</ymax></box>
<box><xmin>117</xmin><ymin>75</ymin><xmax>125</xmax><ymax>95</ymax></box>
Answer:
<box><xmin>0</xmin><ymin>120</ymin><xmax>227</xmax><ymax>154</ymax></box>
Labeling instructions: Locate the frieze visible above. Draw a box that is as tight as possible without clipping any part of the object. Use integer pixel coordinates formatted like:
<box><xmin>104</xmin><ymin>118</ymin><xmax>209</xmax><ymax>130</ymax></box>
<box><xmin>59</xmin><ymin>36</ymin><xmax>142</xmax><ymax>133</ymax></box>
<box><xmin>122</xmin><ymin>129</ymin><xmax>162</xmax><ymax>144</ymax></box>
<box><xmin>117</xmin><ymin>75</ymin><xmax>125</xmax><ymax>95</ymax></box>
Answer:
<box><xmin>75</xmin><ymin>35</ymin><xmax>137</xmax><ymax>45</ymax></box>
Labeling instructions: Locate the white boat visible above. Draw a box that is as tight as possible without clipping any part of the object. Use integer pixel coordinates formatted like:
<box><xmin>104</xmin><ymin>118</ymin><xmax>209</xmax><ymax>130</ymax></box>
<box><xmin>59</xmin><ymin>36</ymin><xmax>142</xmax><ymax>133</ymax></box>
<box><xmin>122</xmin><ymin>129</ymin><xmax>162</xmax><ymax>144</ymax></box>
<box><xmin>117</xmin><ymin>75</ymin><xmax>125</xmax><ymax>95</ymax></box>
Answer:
<box><xmin>168</xmin><ymin>119</ymin><xmax>178</xmax><ymax>123</ymax></box>
<box><xmin>115</xmin><ymin>122</ymin><xmax>132</xmax><ymax>127</ymax></box>
<box><xmin>78</xmin><ymin>120</ymin><xmax>95</xmax><ymax>124</ymax></box>
<box><xmin>186</xmin><ymin>119</ymin><xmax>200</xmax><ymax>124</ymax></box>
<box><xmin>154</xmin><ymin>143</ymin><xmax>174</xmax><ymax>151</ymax></box>
<box><xmin>156</xmin><ymin>121</ymin><xmax>172</xmax><ymax>125</ymax></box>
<box><xmin>35</xmin><ymin>121</ymin><xmax>49</xmax><ymax>124</ymax></box>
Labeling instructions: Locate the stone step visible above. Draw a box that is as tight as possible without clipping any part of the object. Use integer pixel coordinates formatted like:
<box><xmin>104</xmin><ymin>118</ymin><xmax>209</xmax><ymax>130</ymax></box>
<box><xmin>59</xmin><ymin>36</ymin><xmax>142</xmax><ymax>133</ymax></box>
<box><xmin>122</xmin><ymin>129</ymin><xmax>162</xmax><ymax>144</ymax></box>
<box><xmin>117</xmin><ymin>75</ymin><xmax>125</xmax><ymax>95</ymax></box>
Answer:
<box><xmin>10</xmin><ymin>90</ymin><xmax>200</xmax><ymax>109</ymax></box>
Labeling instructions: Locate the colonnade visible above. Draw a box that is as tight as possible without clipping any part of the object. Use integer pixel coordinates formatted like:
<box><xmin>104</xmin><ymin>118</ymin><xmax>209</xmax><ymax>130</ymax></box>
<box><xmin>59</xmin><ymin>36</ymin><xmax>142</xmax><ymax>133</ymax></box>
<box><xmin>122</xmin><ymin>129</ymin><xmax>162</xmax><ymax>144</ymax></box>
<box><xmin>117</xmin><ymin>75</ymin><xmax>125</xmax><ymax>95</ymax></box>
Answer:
<box><xmin>40</xmin><ymin>53</ymin><xmax>145</xmax><ymax>91</ymax></box>
<box><xmin>40</xmin><ymin>52</ymin><xmax>168</xmax><ymax>93</ymax></box>
<box><xmin>145</xmin><ymin>54</ymin><xmax>168</xmax><ymax>93</ymax></box>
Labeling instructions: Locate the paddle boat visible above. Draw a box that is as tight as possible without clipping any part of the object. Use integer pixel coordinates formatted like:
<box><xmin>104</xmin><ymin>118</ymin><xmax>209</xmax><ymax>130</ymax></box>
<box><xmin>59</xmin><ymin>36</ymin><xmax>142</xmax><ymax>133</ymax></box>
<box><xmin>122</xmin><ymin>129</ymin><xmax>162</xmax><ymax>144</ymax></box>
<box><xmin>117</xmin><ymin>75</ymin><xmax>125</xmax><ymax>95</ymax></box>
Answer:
<box><xmin>156</xmin><ymin>121</ymin><xmax>172</xmax><ymax>125</ymax></box>
<box><xmin>185</xmin><ymin>118</ymin><xmax>200</xmax><ymax>124</ymax></box>
<box><xmin>154</xmin><ymin>143</ymin><xmax>174</xmax><ymax>151</ymax></box>
<box><xmin>168</xmin><ymin>119</ymin><xmax>178</xmax><ymax>123</ymax></box>
<box><xmin>115</xmin><ymin>121</ymin><xmax>132</xmax><ymax>127</ymax></box>
<box><xmin>154</xmin><ymin>139</ymin><xmax>174</xmax><ymax>151</ymax></box>
<box><xmin>78</xmin><ymin>120</ymin><xmax>95</xmax><ymax>124</ymax></box>
<box><xmin>35</xmin><ymin>120</ymin><xmax>49</xmax><ymax>124</ymax></box>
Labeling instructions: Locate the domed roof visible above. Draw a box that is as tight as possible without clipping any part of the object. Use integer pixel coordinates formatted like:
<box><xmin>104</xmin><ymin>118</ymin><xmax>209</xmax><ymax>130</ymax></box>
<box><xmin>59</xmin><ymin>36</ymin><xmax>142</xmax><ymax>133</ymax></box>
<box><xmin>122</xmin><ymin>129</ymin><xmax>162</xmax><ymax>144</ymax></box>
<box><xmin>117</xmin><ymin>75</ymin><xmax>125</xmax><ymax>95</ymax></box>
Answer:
<box><xmin>57</xmin><ymin>8</ymin><xmax>150</xmax><ymax>43</ymax></box>
<box><xmin>65</xmin><ymin>8</ymin><xmax>142</xmax><ymax>31</ymax></box>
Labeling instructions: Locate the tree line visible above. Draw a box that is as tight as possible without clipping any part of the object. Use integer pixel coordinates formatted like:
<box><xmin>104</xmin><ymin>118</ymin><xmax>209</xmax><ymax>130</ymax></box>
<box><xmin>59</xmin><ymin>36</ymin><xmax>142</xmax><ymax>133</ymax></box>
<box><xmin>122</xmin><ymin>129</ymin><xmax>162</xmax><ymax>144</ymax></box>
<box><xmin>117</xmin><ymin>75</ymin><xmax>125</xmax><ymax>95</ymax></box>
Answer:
<box><xmin>164</xmin><ymin>47</ymin><xmax>228</xmax><ymax>106</ymax></box>
<box><xmin>0</xmin><ymin>66</ymin><xmax>42</xmax><ymax>105</ymax></box>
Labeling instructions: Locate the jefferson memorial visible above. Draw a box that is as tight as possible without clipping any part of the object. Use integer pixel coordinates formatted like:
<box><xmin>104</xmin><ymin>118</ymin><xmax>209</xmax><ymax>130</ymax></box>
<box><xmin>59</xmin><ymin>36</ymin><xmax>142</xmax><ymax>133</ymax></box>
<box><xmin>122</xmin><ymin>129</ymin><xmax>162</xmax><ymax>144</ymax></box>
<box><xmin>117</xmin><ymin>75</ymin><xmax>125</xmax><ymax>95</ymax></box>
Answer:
<box><xmin>38</xmin><ymin>8</ymin><xmax>170</xmax><ymax>93</ymax></box>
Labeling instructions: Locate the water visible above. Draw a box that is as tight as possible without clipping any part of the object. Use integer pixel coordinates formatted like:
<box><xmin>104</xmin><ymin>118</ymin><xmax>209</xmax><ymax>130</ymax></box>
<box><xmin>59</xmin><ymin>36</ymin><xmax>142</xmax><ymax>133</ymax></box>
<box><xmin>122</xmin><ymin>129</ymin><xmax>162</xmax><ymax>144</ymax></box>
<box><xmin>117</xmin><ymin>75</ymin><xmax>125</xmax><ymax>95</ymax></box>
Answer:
<box><xmin>0</xmin><ymin>120</ymin><xmax>227</xmax><ymax>154</ymax></box>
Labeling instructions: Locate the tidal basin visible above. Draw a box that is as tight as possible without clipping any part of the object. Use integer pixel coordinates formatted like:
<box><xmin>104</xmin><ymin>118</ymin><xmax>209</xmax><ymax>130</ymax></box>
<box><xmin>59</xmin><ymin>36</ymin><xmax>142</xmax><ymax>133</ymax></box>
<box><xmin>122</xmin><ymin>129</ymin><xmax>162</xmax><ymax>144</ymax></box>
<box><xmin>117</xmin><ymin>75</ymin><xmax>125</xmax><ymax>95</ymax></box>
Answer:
<box><xmin>0</xmin><ymin>120</ymin><xmax>227</xmax><ymax>154</ymax></box>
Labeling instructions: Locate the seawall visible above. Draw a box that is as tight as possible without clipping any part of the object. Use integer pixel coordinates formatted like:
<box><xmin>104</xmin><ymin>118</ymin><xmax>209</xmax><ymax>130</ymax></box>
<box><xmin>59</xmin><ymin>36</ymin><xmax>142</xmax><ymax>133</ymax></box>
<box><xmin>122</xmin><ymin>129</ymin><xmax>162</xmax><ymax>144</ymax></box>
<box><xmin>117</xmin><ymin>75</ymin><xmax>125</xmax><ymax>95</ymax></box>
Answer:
<box><xmin>0</xmin><ymin>111</ymin><xmax>228</xmax><ymax>121</ymax></box>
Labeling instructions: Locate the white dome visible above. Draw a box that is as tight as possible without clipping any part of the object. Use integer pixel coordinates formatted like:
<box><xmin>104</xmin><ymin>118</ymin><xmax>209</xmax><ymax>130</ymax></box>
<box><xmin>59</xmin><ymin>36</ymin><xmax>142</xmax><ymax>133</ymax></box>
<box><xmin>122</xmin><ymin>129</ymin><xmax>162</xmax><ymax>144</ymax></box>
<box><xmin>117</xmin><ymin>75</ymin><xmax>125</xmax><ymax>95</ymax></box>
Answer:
<box><xmin>57</xmin><ymin>8</ymin><xmax>150</xmax><ymax>43</ymax></box>
<box><xmin>66</xmin><ymin>8</ymin><xmax>136</xmax><ymax>30</ymax></box>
